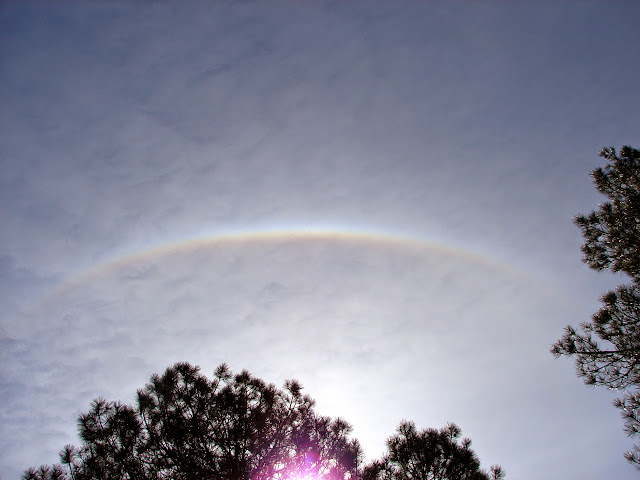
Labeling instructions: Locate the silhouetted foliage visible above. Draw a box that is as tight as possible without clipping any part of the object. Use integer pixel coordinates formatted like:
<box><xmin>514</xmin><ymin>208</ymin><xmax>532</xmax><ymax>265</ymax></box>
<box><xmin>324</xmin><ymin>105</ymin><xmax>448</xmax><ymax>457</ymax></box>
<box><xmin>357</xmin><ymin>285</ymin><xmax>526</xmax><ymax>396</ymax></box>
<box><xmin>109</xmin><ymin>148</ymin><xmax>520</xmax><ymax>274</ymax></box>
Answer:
<box><xmin>24</xmin><ymin>362</ymin><xmax>361</xmax><ymax>480</ymax></box>
<box><xmin>551</xmin><ymin>146</ymin><xmax>640</xmax><ymax>467</ymax></box>
<box><xmin>362</xmin><ymin>421</ymin><xmax>503</xmax><ymax>480</ymax></box>
<box><xmin>573</xmin><ymin>146</ymin><xmax>640</xmax><ymax>280</ymax></box>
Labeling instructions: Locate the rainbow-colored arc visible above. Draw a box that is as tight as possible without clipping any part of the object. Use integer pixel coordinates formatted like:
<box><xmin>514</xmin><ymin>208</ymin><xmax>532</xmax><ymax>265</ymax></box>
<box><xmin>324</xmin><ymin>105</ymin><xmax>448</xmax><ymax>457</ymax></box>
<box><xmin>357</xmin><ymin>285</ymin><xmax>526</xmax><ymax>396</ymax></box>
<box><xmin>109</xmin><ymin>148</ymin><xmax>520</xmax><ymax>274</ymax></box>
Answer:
<box><xmin>30</xmin><ymin>226</ymin><xmax>549</xmax><ymax>313</ymax></box>
<box><xmin>105</xmin><ymin>227</ymin><xmax>503</xmax><ymax>267</ymax></box>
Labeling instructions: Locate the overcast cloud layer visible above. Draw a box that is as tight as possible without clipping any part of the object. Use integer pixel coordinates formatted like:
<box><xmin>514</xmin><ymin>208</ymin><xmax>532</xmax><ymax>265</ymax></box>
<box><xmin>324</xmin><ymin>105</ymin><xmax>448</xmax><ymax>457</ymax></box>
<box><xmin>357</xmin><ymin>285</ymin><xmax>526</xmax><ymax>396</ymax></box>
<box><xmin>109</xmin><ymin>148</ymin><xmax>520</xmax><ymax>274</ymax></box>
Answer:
<box><xmin>1</xmin><ymin>2</ymin><xmax>639</xmax><ymax>479</ymax></box>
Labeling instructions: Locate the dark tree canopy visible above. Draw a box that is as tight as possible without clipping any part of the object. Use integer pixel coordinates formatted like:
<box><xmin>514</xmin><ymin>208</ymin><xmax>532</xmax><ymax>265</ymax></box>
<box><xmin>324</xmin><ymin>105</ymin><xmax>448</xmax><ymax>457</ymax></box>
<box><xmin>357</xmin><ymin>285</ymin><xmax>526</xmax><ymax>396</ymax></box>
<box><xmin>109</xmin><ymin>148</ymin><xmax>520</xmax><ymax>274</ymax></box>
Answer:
<box><xmin>361</xmin><ymin>421</ymin><xmax>503</xmax><ymax>480</ymax></box>
<box><xmin>551</xmin><ymin>146</ymin><xmax>640</xmax><ymax>467</ymax></box>
<box><xmin>573</xmin><ymin>146</ymin><xmax>640</xmax><ymax>281</ymax></box>
<box><xmin>24</xmin><ymin>362</ymin><xmax>361</xmax><ymax>480</ymax></box>
<box><xmin>24</xmin><ymin>363</ymin><xmax>505</xmax><ymax>480</ymax></box>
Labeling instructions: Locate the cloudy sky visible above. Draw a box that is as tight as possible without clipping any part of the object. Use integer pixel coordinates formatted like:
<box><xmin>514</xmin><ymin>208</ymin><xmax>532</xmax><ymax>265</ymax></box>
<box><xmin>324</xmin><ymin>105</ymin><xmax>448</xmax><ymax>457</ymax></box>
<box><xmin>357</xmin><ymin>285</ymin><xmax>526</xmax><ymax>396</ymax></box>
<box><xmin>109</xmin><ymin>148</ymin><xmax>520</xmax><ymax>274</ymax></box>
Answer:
<box><xmin>1</xmin><ymin>1</ymin><xmax>639</xmax><ymax>479</ymax></box>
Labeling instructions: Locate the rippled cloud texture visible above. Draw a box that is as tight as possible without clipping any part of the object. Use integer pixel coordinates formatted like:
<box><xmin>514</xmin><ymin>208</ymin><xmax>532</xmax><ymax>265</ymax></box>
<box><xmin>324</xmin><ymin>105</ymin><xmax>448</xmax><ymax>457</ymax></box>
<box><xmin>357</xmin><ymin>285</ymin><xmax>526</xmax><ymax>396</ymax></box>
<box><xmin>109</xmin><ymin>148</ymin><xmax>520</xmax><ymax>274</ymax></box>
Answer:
<box><xmin>1</xmin><ymin>2</ymin><xmax>639</xmax><ymax>479</ymax></box>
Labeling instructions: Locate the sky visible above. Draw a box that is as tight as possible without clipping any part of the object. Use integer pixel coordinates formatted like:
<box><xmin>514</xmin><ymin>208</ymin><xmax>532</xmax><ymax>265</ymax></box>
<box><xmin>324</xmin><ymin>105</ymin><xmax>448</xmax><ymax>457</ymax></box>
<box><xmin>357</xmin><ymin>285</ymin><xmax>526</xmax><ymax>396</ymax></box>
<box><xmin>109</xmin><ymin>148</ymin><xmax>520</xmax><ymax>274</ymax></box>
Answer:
<box><xmin>1</xmin><ymin>1</ymin><xmax>639</xmax><ymax>479</ymax></box>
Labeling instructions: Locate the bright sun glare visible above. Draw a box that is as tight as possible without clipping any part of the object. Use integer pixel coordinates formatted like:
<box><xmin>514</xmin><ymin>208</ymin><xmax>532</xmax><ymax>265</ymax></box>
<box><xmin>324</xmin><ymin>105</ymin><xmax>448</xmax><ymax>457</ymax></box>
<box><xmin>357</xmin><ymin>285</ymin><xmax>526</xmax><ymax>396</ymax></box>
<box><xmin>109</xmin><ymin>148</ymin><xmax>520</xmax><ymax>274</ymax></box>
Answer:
<box><xmin>290</xmin><ymin>475</ymin><xmax>320</xmax><ymax>480</ymax></box>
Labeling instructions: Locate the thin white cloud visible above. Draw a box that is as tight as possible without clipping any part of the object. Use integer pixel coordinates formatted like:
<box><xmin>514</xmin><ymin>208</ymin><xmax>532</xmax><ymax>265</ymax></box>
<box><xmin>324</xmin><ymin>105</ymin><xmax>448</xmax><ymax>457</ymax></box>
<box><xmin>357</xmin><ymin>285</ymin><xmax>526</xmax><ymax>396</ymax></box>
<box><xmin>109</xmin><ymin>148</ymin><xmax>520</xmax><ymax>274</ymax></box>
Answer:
<box><xmin>1</xmin><ymin>1</ymin><xmax>639</xmax><ymax>479</ymax></box>
<box><xmin>0</xmin><ymin>240</ymin><xmax>622</xmax><ymax>478</ymax></box>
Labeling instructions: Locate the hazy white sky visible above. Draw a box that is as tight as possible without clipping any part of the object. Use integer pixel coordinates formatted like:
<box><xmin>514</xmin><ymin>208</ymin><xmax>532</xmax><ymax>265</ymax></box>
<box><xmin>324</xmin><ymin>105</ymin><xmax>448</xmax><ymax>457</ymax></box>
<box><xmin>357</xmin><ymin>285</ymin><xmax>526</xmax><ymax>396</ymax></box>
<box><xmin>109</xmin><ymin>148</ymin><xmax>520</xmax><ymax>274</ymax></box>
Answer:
<box><xmin>1</xmin><ymin>2</ymin><xmax>639</xmax><ymax>479</ymax></box>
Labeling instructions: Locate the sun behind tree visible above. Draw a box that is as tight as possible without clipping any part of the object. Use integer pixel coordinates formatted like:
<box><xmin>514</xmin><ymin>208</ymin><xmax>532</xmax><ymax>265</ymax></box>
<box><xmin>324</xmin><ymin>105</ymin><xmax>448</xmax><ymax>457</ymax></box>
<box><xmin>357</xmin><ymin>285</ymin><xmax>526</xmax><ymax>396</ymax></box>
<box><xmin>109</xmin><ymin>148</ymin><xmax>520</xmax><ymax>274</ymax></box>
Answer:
<box><xmin>23</xmin><ymin>362</ymin><xmax>503</xmax><ymax>480</ymax></box>
<box><xmin>23</xmin><ymin>362</ymin><xmax>361</xmax><ymax>480</ymax></box>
